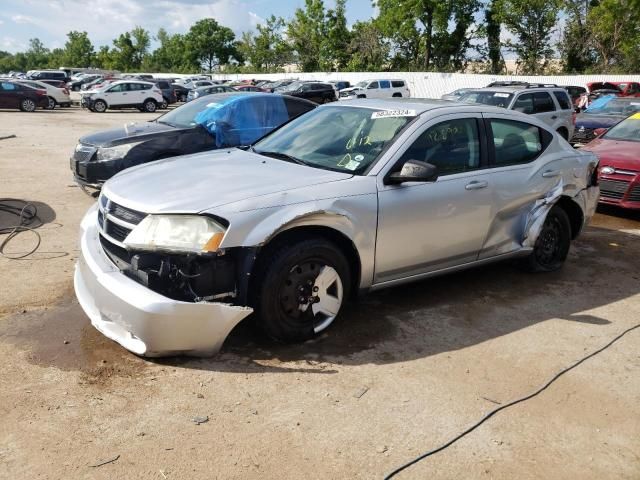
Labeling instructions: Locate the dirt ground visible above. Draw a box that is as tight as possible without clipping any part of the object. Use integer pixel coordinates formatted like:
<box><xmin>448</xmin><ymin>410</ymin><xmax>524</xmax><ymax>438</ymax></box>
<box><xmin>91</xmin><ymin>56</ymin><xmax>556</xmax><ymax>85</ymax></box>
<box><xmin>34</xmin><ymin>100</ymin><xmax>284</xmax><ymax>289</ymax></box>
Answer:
<box><xmin>0</xmin><ymin>107</ymin><xmax>639</xmax><ymax>480</ymax></box>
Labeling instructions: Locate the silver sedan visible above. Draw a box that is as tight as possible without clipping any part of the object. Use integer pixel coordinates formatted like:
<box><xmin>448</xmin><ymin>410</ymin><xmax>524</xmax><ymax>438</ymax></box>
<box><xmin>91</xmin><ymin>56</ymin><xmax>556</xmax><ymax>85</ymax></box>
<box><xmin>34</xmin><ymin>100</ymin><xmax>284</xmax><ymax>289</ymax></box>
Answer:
<box><xmin>75</xmin><ymin>99</ymin><xmax>599</xmax><ymax>356</ymax></box>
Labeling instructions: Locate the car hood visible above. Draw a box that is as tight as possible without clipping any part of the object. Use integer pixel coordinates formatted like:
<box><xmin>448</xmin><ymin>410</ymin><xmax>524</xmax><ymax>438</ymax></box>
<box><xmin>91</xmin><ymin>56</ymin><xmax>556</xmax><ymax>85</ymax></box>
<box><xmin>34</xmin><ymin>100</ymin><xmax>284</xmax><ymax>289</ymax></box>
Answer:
<box><xmin>581</xmin><ymin>138</ymin><xmax>640</xmax><ymax>169</ymax></box>
<box><xmin>102</xmin><ymin>148</ymin><xmax>353</xmax><ymax>214</ymax></box>
<box><xmin>79</xmin><ymin>121</ymin><xmax>183</xmax><ymax>147</ymax></box>
<box><xmin>574</xmin><ymin>114</ymin><xmax>624</xmax><ymax>129</ymax></box>
<box><xmin>340</xmin><ymin>86</ymin><xmax>362</xmax><ymax>94</ymax></box>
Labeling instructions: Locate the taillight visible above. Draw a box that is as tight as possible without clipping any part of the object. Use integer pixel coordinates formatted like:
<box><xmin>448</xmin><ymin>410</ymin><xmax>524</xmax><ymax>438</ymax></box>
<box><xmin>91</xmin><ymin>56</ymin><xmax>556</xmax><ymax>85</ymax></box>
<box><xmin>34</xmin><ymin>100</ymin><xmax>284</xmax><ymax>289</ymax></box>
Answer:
<box><xmin>36</xmin><ymin>89</ymin><xmax>46</xmax><ymax>96</ymax></box>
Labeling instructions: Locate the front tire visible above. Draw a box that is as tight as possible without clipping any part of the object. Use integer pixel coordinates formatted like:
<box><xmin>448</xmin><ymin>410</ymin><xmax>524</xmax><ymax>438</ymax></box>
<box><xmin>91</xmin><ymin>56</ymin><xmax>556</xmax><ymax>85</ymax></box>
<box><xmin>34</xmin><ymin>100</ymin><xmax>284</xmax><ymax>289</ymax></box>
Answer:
<box><xmin>252</xmin><ymin>238</ymin><xmax>350</xmax><ymax>343</ymax></box>
<box><xmin>160</xmin><ymin>99</ymin><xmax>168</xmax><ymax>109</ymax></box>
<box><xmin>524</xmin><ymin>205</ymin><xmax>571</xmax><ymax>272</ymax></box>
<box><xmin>20</xmin><ymin>98</ymin><xmax>37</xmax><ymax>112</ymax></box>
<box><xmin>92</xmin><ymin>99</ymin><xmax>107</xmax><ymax>113</ymax></box>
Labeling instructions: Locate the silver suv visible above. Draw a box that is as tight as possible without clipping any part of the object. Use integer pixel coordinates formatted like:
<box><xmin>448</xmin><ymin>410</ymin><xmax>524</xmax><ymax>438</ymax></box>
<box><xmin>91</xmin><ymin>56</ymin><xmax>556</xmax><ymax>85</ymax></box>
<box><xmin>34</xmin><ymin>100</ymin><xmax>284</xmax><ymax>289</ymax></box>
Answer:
<box><xmin>458</xmin><ymin>86</ymin><xmax>575</xmax><ymax>140</ymax></box>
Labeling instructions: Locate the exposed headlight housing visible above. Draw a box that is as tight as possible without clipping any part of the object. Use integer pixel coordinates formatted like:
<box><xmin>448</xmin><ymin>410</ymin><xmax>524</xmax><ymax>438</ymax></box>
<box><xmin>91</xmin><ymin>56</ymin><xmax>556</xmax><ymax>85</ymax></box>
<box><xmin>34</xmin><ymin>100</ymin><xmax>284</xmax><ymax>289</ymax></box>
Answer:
<box><xmin>96</xmin><ymin>142</ymin><xmax>143</xmax><ymax>162</ymax></box>
<box><xmin>123</xmin><ymin>215</ymin><xmax>226</xmax><ymax>254</ymax></box>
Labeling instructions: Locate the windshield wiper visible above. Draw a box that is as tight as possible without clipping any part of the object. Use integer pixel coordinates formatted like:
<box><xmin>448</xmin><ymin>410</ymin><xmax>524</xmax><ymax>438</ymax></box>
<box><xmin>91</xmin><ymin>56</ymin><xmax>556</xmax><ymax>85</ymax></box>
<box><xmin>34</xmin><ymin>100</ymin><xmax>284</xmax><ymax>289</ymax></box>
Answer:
<box><xmin>253</xmin><ymin>149</ymin><xmax>310</xmax><ymax>166</ymax></box>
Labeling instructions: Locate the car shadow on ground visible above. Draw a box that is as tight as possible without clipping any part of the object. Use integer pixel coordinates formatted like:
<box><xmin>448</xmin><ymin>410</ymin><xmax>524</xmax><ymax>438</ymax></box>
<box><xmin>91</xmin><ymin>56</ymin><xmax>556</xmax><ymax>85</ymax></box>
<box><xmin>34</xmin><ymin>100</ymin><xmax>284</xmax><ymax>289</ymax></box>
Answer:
<box><xmin>166</xmin><ymin>223</ymin><xmax>639</xmax><ymax>374</ymax></box>
<box><xmin>2</xmin><ymin>223</ymin><xmax>638</xmax><ymax>379</ymax></box>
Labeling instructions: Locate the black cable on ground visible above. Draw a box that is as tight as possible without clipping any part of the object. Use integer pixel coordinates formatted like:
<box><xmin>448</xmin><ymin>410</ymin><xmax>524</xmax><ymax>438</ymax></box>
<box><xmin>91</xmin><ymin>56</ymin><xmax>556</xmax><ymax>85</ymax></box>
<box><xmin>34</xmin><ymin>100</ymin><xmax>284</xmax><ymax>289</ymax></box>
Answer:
<box><xmin>384</xmin><ymin>323</ymin><xmax>640</xmax><ymax>479</ymax></box>
<box><xmin>0</xmin><ymin>198</ymin><xmax>42</xmax><ymax>259</ymax></box>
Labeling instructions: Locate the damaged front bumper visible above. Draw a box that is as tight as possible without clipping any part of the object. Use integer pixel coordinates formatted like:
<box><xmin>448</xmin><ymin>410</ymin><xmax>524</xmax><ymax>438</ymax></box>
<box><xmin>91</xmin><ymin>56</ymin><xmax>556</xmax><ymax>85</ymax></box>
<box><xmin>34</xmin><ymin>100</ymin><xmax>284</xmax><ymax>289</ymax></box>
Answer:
<box><xmin>74</xmin><ymin>205</ymin><xmax>252</xmax><ymax>357</ymax></box>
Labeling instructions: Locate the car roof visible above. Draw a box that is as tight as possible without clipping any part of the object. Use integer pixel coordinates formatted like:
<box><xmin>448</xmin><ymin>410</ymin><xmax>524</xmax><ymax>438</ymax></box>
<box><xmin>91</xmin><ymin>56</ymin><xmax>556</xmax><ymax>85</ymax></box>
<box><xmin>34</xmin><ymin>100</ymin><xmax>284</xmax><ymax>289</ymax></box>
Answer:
<box><xmin>326</xmin><ymin>97</ymin><xmax>510</xmax><ymax>115</ymax></box>
<box><xmin>466</xmin><ymin>86</ymin><xmax>565</xmax><ymax>94</ymax></box>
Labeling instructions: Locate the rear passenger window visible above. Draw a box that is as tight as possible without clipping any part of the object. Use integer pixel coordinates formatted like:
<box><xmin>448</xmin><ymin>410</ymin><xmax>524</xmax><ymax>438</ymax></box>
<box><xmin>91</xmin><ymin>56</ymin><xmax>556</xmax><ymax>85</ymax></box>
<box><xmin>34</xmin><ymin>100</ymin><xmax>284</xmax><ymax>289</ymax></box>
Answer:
<box><xmin>379</xmin><ymin>80</ymin><xmax>391</xmax><ymax>89</ymax></box>
<box><xmin>533</xmin><ymin>92</ymin><xmax>555</xmax><ymax>113</ymax></box>
<box><xmin>553</xmin><ymin>91</ymin><xmax>571</xmax><ymax>110</ymax></box>
<box><xmin>512</xmin><ymin>93</ymin><xmax>534</xmax><ymax>114</ymax></box>
<box><xmin>490</xmin><ymin>119</ymin><xmax>544</xmax><ymax>166</ymax></box>
<box><xmin>284</xmin><ymin>97</ymin><xmax>316</xmax><ymax>119</ymax></box>
<box><xmin>391</xmin><ymin>81</ymin><xmax>404</xmax><ymax>88</ymax></box>
<box><xmin>398</xmin><ymin>118</ymin><xmax>480</xmax><ymax>175</ymax></box>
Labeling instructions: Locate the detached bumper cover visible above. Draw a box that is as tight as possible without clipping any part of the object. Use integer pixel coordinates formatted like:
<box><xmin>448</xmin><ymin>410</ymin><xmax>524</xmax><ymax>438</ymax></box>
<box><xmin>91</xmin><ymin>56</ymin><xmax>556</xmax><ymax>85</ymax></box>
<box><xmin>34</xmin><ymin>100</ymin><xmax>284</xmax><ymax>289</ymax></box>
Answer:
<box><xmin>74</xmin><ymin>206</ymin><xmax>252</xmax><ymax>357</ymax></box>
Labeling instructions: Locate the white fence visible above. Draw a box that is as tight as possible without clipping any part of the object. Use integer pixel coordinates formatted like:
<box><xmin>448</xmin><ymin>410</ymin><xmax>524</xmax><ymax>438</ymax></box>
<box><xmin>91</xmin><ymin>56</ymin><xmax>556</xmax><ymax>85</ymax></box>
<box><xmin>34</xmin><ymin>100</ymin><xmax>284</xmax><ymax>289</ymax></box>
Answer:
<box><xmin>200</xmin><ymin>72</ymin><xmax>640</xmax><ymax>99</ymax></box>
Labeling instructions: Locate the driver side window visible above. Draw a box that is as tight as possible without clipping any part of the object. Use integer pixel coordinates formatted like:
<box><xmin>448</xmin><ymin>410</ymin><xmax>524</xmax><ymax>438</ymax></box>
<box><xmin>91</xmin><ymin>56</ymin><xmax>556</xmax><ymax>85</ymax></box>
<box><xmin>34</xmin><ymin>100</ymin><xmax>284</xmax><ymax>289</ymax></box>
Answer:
<box><xmin>398</xmin><ymin>118</ymin><xmax>481</xmax><ymax>176</ymax></box>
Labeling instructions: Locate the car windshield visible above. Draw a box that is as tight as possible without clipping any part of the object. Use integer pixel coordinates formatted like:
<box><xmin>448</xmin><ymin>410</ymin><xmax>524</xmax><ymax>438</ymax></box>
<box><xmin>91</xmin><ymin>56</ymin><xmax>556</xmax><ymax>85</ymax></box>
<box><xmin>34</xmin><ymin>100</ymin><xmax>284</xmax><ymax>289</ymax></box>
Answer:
<box><xmin>603</xmin><ymin>114</ymin><xmax>640</xmax><ymax>142</ymax></box>
<box><xmin>586</xmin><ymin>98</ymin><xmax>640</xmax><ymax>115</ymax></box>
<box><xmin>156</xmin><ymin>96</ymin><xmax>229</xmax><ymax>128</ymax></box>
<box><xmin>355</xmin><ymin>81</ymin><xmax>368</xmax><ymax>88</ymax></box>
<box><xmin>459</xmin><ymin>91</ymin><xmax>513</xmax><ymax>108</ymax></box>
<box><xmin>253</xmin><ymin>106</ymin><xmax>416</xmax><ymax>174</ymax></box>
<box><xmin>279</xmin><ymin>81</ymin><xmax>302</xmax><ymax>92</ymax></box>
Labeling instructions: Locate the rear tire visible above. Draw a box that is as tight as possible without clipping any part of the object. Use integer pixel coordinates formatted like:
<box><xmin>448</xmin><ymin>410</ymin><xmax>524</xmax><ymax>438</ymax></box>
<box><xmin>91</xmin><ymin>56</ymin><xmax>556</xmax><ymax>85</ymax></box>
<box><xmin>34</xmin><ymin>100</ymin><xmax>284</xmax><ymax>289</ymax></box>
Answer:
<box><xmin>92</xmin><ymin>100</ymin><xmax>107</xmax><ymax>113</ymax></box>
<box><xmin>19</xmin><ymin>98</ymin><xmax>37</xmax><ymax>112</ymax></box>
<box><xmin>143</xmin><ymin>99</ymin><xmax>157</xmax><ymax>113</ymax></box>
<box><xmin>523</xmin><ymin>205</ymin><xmax>571</xmax><ymax>272</ymax></box>
<box><xmin>392</xmin><ymin>93</ymin><xmax>402</xmax><ymax>97</ymax></box>
<box><xmin>251</xmin><ymin>238</ymin><xmax>351</xmax><ymax>343</ymax></box>
<box><xmin>160</xmin><ymin>99</ymin><xmax>168</xmax><ymax>109</ymax></box>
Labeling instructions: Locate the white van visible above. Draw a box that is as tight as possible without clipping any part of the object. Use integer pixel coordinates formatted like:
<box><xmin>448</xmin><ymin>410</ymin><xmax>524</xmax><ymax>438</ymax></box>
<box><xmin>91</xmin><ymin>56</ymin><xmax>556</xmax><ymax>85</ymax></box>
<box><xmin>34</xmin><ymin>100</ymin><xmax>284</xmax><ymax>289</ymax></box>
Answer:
<box><xmin>339</xmin><ymin>79</ymin><xmax>410</xmax><ymax>100</ymax></box>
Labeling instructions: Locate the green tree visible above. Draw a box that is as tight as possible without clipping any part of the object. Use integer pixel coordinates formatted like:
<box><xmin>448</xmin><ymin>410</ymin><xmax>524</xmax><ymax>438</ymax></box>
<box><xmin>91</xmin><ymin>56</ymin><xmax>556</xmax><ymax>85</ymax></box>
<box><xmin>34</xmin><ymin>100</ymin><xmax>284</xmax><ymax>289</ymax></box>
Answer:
<box><xmin>375</xmin><ymin>0</ymin><xmax>478</xmax><ymax>70</ymax></box>
<box><xmin>185</xmin><ymin>18</ymin><xmax>238</xmax><ymax>72</ymax></box>
<box><xmin>559</xmin><ymin>0</ymin><xmax>597</xmax><ymax>73</ymax></box>
<box><xmin>484</xmin><ymin>0</ymin><xmax>504</xmax><ymax>73</ymax></box>
<box><xmin>62</xmin><ymin>31</ymin><xmax>94</xmax><ymax>67</ymax></box>
<box><xmin>346</xmin><ymin>20</ymin><xmax>389</xmax><ymax>71</ymax></box>
<box><xmin>496</xmin><ymin>0</ymin><xmax>562</xmax><ymax>74</ymax></box>
<box><xmin>147</xmin><ymin>29</ymin><xmax>189</xmax><ymax>72</ymax></box>
<box><xmin>238</xmin><ymin>16</ymin><xmax>292</xmax><ymax>71</ymax></box>
<box><xmin>287</xmin><ymin>0</ymin><xmax>327</xmax><ymax>71</ymax></box>
<box><xmin>130</xmin><ymin>27</ymin><xmax>150</xmax><ymax>69</ymax></box>
<box><xmin>24</xmin><ymin>38</ymin><xmax>50</xmax><ymax>69</ymax></box>
<box><xmin>587</xmin><ymin>0</ymin><xmax>640</xmax><ymax>71</ymax></box>
<box><xmin>323</xmin><ymin>0</ymin><xmax>351</xmax><ymax>70</ymax></box>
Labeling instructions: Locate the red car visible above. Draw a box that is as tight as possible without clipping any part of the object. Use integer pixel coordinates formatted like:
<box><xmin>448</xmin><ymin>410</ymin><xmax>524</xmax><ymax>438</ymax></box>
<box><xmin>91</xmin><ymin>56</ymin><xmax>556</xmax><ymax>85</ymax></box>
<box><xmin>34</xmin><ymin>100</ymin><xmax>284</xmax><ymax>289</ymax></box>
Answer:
<box><xmin>581</xmin><ymin>113</ymin><xmax>640</xmax><ymax>209</ymax></box>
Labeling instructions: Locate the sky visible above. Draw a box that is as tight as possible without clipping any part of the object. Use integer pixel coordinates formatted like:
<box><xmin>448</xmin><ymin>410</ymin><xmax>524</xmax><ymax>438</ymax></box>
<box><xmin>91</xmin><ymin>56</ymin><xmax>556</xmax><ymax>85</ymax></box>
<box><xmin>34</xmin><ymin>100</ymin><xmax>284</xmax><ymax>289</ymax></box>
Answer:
<box><xmin>0</xmin><ymin>0</ymin><xmax>376</xmax><ymax>53</ymax></box>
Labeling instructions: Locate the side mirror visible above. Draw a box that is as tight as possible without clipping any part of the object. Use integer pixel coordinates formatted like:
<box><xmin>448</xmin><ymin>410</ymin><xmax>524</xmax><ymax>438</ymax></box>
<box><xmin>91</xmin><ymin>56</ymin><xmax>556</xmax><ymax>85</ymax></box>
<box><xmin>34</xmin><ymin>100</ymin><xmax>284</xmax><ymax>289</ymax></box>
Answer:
<box><xmin>386</xmin><ymin>160</ymin><xmax>439</xmax><ymax>185</ymax></box>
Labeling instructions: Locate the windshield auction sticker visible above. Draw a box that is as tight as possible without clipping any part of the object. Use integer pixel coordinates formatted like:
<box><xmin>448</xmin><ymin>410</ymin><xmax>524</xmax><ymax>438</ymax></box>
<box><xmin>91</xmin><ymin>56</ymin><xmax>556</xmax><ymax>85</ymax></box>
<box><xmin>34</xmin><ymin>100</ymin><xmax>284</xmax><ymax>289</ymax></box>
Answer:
<box><xmin>631</xmin><ymin>113</ymin><xmax>640</xmax><ymax>120</ymax></box>
<box><xmin>372</xmin><ymin>109</ymin><xmax>416</xmax><ymax>119</ymax></box>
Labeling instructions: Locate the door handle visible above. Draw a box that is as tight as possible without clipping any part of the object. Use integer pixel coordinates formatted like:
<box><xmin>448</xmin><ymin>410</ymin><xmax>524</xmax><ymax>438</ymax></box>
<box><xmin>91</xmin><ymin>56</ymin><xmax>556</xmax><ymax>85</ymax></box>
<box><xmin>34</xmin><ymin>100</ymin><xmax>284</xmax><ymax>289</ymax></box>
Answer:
<box><xmin>542</xmin><ymin>170</ymin><xmax>561</xmax><ymax>178</ymax></box>
<box><xmin>465</xmin><ymin>180</ymin><xmax>488</xmax><ymax>190</ymax></box>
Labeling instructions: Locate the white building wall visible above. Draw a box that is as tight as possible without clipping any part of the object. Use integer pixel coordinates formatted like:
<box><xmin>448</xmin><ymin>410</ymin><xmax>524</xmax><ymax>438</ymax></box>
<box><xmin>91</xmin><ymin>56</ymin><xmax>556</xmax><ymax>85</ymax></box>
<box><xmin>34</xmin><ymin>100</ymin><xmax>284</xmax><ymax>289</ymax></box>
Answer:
<box><xmin>204</xmin><ymin>71</ymin><xmax>640</xmax><ymax>99</ymax></box>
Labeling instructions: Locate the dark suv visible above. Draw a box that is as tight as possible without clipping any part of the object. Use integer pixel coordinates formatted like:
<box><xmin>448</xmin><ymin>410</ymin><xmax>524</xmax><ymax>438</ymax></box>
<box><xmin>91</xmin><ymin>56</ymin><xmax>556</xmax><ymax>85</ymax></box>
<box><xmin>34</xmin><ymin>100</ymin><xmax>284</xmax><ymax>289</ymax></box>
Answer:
<box><xmin>27</xmin><ymin>70</ymin><xmax>70</xmax><ymax>83</ymax></box>
<box><xmin>284</xmin><ymin>82</ymin><xmax>337</xmax><ymax>104</ymax></box>
<box><xmin>153</xmin><ymin>80</ymin><xmax>177</xmax><ymax>108</ymax></box>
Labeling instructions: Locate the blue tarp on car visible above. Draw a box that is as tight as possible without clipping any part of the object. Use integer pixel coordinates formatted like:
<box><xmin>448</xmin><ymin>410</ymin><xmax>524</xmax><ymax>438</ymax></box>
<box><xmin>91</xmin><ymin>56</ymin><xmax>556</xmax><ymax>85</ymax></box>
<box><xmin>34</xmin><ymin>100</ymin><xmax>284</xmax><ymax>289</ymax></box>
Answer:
<box><xmin>194</xmin><ymin>94</ymin><xmax>290</xmax><ymax>148</ymax></box>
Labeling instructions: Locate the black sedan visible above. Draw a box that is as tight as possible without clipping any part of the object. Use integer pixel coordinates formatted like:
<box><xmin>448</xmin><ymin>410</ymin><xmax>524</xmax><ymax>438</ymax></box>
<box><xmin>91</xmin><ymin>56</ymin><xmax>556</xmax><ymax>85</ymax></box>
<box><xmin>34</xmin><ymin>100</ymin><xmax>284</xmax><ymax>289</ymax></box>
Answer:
<box><xmin>70</xmin><ymin>93</ymin><xmax>317</xmax><ymax>191</ymax></box>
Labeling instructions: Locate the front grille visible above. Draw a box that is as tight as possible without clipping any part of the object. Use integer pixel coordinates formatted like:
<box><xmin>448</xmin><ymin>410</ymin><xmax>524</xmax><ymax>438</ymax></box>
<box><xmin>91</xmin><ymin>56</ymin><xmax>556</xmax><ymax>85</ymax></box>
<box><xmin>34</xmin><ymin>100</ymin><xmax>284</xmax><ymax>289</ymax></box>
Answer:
<box><xmin>97</xmin><ymin>195</ymin><xmax>147</xmax><ymax>245</ymax></box>
<box><xmin>110</xmin><ymin>202</ymin><xmax>146</xmax><ymax>224</ymax></box>
<box><xmin>105</xmin><ymin>221</ymin><xmax>132</xmax><ymax>242</ymax></box>
<box><xmin>599</xmin><ymin>179</ymin><xmax>630</xmax><ymax>200</ymax></box>
<box><xmin>627</xmin><ymin>185</ymin><xmax>640</xmax><ymax>202</ymax></box>
<box><xmin>571</xmin><ymin>128</ymin><xmax>595</xmax><ymax>142</ymax></box>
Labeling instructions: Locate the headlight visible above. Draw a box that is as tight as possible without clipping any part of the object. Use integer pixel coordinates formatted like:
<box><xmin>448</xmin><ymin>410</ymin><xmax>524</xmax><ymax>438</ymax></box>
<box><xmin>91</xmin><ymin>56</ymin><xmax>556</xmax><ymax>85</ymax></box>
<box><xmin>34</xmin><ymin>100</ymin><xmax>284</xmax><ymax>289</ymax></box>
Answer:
<box><xmin>96</xmin><ymin>142</ymin><xmax>142</xmax><ymax>162</ymax></box>
<box><xmin>123</xmin><ymin>215</ymin><xmax>226</xmax><ymax>254</ymax></box>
